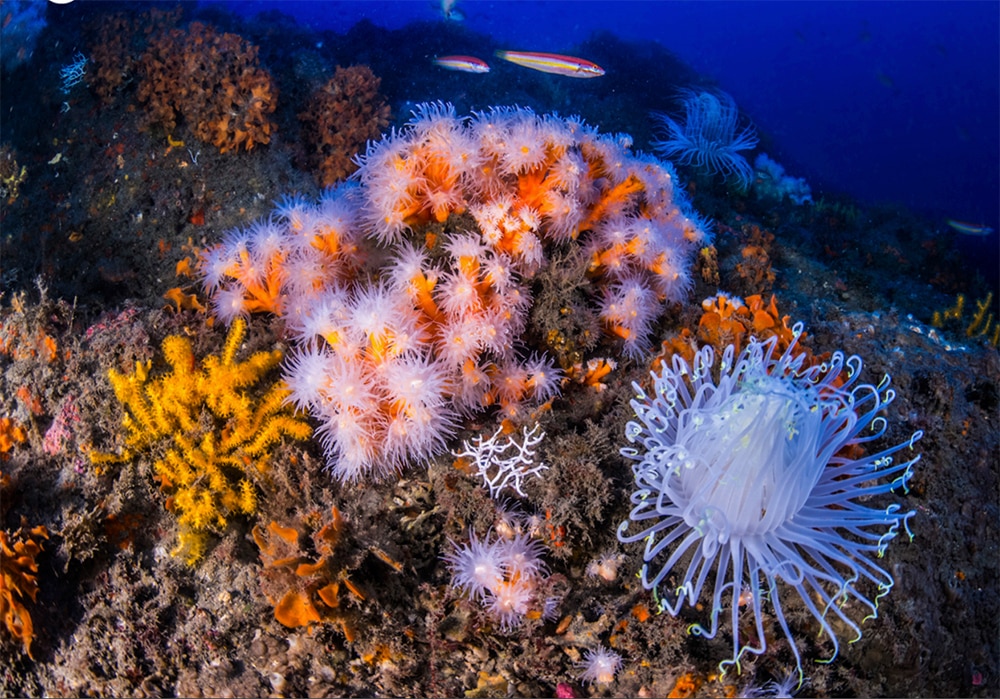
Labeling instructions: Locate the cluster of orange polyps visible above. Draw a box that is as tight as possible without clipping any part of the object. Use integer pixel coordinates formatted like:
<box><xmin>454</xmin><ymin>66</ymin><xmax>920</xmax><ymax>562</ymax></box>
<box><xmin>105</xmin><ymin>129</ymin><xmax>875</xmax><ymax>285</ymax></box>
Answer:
<box><xmin>137</xmin><ymin>22</ymin><xmax>277</xmax><ymax>154</ymax></box>
<box><xmin>298</xmin><ymin>65</ymin><xmax>391</xmax><ymax>186</ymax></box>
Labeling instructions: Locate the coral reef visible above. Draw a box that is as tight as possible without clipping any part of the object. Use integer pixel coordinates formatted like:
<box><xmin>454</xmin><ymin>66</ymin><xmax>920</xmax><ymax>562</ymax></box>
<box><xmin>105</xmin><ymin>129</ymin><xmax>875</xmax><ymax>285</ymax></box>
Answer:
<box><xmin>137</xmin><ymin>22</ymin><xmax>277</xmax><ymax>153</ymax></box>
<box><xmin>298</xmin><ymin>65</ymin><xmax>391</xmax><ymax>187</ymax></box>
<box><xmin>0</xmin><ymin>6</ymin><xmax>995</xmax><ymax>696</ymax></box>
<box><xmin>91</xmin><ymin>318</ymin><xmax>312</xmax><ymax>563</ymax></box>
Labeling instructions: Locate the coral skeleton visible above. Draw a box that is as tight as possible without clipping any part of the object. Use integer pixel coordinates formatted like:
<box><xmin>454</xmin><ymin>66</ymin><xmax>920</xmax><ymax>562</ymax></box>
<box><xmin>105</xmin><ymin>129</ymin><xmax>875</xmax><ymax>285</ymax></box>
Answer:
<box><xmin>618</xmin><ymin>327</ymin><xmax>921</xmax><ymax>678</ymax></box>
<box><xmin>455</xmin><ymin>423</ymin><xmax>548</xmax><ymax>498</ymax></box>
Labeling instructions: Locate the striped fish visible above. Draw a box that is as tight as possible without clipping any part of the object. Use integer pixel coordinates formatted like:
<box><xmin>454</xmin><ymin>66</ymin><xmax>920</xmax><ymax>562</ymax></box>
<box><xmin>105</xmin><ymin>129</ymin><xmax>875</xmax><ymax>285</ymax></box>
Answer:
<box><xmin>433</xmin><ymin>55</ymin><xmax>490</xmax><ymax>73</ymax></box>
<box><xmin>946</xmin><ymin>219</ymin><xmax>995</xmax><ymax>236</ymax></box>
<box><xmin>495</xmin><ymin>50</ymin><xmax>604</xmax><ymax>78</ymax></box>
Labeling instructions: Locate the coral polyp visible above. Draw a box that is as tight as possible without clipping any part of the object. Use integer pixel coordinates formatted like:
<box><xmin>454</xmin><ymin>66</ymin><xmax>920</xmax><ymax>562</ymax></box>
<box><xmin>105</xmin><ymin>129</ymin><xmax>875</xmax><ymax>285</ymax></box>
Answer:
<box><xmin>618</xmin><ymin>328</ymin><xmax>921</xmax><ymax>676</ymax></box>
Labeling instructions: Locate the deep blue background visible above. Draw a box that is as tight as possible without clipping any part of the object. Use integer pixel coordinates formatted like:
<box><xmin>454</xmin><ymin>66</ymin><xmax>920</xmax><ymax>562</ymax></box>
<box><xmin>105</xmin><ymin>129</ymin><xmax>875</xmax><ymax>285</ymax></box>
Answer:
<box><xmin>218</xmin><ymin>1</ymin><xmax>999</xmax><ymax>274</ymax></box>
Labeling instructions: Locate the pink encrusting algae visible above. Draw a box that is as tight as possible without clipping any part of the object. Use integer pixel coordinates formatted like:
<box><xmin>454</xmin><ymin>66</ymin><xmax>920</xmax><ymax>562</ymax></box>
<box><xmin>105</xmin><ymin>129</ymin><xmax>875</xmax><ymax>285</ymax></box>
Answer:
<box><xmin>198</xmin><ymin>103</ymin><xmax>711</xmax><ymax>482</ymax></box>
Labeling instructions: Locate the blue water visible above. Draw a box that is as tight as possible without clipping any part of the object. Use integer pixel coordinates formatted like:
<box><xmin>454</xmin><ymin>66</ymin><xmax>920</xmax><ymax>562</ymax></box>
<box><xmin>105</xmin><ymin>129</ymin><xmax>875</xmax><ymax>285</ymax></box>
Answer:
<box><xmin>220</xmin><ymin>0</ymin><xmax>1000</xmax><ymax>279</ymax></box>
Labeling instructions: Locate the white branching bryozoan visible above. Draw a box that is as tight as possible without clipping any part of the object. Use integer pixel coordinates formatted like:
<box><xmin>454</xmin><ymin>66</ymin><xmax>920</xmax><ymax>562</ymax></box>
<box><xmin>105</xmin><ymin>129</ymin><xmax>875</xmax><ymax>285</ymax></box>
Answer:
<box><xmin>455</xmin><ymin>423</ymin><xmax>548</xmax><ymax>498</ymax></box>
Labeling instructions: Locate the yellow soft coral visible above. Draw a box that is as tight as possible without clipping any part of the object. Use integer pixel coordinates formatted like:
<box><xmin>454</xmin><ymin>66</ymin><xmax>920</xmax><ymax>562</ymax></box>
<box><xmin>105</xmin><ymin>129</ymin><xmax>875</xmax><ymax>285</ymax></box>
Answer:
<box><xmin>92</xmin><ymin>318</ymin><xmax>312</xmax><ymax>563</ymax></box>
<box><xmin>932</xmin><ymin>292</ymin><xmax>999</xmax><ymax>347</ymax></box>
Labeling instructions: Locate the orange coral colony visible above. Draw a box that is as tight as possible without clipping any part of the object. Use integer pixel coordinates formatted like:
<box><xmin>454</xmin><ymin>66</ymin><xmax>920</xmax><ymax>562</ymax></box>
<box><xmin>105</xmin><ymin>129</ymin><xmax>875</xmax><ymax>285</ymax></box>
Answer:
<box><xmin>298</xmin><ymin>65</ymin><xmax>391</xmax><ymax>187</ymax></box>
<box><xmin>0</xmin><ymin>418</ymin><xmax>27</xmax><ymax>460</ymax></box>
<box><xmin>199</xmin><ymin>104</ymin><xmax>713</xmax><ymax>482</ymax></box>
<box><xmin>137</xmin><ymin>22</ymin><xmax>277</xmax><ymax>153</ymax></box>
<box><xmin>653</xmin><ymin>292</ymin><xmax>823</xmax><ymax>373</ymax></box>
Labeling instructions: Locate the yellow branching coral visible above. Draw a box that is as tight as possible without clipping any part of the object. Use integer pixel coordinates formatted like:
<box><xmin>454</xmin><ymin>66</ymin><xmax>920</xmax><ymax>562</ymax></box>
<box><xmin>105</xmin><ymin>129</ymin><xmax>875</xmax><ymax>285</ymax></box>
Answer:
<box><xmin>92</xmin><ymin>318</ymin><xmax>312</xmax><ymax>563</ymax></box>
<box><xmin>931</xmin><ymin>292</ymin><xmax>1000</xmax><ymax>348</ymax></box>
